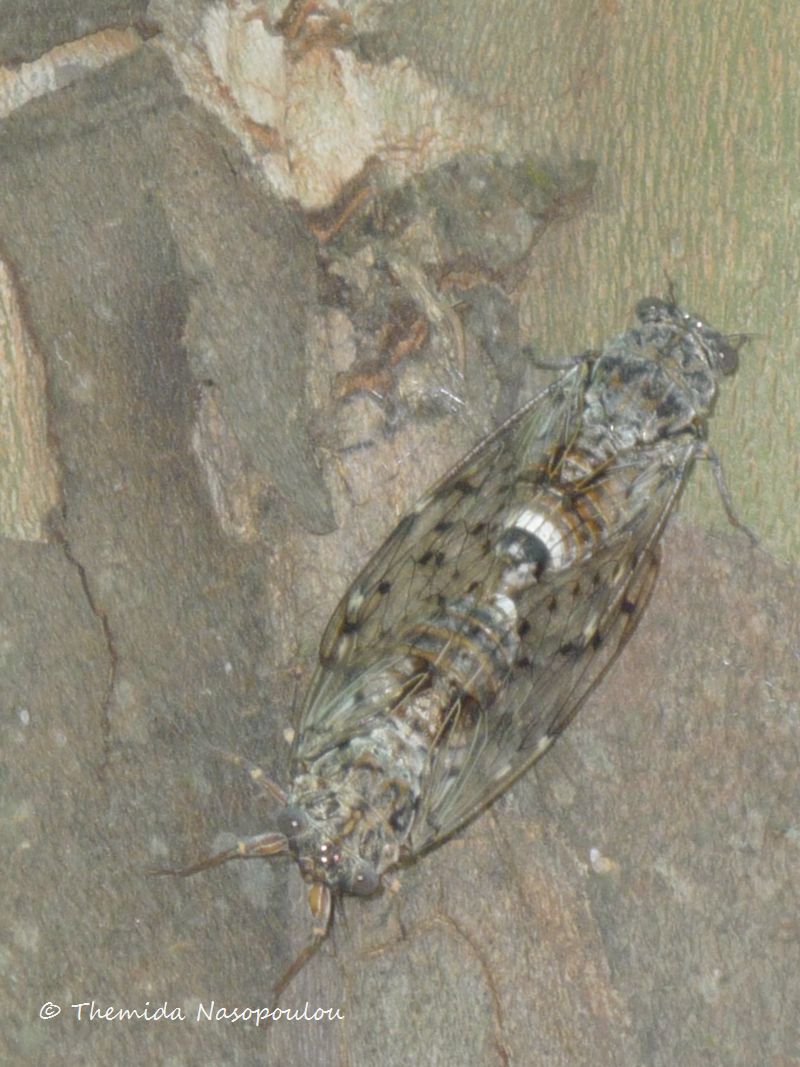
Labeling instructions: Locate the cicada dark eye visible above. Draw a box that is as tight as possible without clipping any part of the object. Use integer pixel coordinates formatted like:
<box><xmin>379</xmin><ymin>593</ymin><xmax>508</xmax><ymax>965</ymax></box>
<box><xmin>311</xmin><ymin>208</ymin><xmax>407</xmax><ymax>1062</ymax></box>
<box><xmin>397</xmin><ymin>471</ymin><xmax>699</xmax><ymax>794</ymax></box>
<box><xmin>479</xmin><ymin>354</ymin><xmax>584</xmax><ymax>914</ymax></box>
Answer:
<box><xmin>634</xmin><ymin>296</ymin><xmax>673</xmax><ymax>323</ymax></box>
<box><xmin>276</xmin><ymin>807</ymin><xmax>308</xmax><ymax>839</ymax></box>
<box><xmin>349</xmin><ymin>866</ymin><xmax>381</xmax><ymax>897</ymax></box>
<box><xmin>716</xmin><ymin>340</ymin><xmax>740</xmax><ymax>376</ymax></box>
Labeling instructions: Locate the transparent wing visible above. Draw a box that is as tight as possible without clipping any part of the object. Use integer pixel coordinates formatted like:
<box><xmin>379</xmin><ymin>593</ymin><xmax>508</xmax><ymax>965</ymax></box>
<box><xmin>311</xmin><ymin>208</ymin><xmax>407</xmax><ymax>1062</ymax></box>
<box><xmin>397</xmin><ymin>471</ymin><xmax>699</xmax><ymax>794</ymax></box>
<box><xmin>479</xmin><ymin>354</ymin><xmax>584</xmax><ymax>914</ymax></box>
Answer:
<box><xmin>407</xmin><ymin>445</ymin><xmax>693</xmax><ymax>853</ymax></box>
<box><xmin>294</xmin><ymin>365</ymin><xmax>589</xmax><ymax>752</ymax></box>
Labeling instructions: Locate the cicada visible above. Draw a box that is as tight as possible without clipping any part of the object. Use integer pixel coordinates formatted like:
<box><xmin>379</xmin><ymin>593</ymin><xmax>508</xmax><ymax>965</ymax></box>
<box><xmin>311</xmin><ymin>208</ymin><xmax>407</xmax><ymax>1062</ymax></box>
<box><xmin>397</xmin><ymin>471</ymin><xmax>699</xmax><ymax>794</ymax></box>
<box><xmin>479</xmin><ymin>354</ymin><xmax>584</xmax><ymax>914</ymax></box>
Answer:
<box><xmin>161</xmin><ymin>297</ymin><xmax>750</xmax><ymax>992</ymax></box>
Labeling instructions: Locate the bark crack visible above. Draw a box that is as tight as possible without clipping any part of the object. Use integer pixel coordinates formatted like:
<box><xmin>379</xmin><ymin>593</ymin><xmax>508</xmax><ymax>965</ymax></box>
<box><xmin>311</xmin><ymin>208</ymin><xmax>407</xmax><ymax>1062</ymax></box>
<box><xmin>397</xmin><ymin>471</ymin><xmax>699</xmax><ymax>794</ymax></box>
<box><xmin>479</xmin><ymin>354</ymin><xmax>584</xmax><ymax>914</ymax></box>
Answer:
<box><xmin>51</xmin><ymin>507</ymin><xmax>118</xmax><ymax>781</ymax></box>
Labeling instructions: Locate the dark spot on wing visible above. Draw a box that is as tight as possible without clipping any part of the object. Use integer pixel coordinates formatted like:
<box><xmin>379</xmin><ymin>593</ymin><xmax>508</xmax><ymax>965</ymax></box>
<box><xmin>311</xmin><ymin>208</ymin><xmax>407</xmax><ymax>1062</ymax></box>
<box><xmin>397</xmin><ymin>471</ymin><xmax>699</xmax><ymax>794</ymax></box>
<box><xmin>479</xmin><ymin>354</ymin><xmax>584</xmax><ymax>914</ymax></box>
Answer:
<box><xmin>377</xmin><ymin>580</ymin><xmax>392</xmax><ymax>595</ymax></box>
<box><xmin>416</xmin><ymin>548</ymin><xmax>447</xmax><ymax>568</ymax></box>
<box><xmin>558</xmin><ymin>639</ymin><xmax>584</xmax><ymax>657</ymax></box>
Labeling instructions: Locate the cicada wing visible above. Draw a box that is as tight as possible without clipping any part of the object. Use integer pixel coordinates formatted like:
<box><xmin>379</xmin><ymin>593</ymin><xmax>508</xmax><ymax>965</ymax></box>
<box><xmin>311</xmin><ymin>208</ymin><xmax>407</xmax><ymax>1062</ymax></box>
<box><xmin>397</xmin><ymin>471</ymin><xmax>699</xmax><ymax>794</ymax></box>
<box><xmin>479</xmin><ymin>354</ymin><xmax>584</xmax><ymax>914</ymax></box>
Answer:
<box><xmin>407</xmin><ymin>443</ymin><xmax>695</xmax><ymax>853</ymax></box>
<box><xmin>294</xmin><ymin>366</ymin><xmax>589</xmax><ymax>756</ymax></box>
<box><xmin>408</xmin><ymin>541</ymin><xmax>660</xmax><ymax>852</ymax></box>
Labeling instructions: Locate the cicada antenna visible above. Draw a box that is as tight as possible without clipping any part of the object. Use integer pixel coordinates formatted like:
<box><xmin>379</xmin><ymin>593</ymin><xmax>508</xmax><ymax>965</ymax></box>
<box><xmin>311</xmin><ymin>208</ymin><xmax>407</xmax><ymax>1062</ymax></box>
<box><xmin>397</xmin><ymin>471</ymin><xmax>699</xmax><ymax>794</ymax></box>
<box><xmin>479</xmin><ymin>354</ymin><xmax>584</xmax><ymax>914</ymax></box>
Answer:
<box><xmin>149</xmin><ymin>831</ymin><xmax>289</xmax><ymax>878</ymax></box>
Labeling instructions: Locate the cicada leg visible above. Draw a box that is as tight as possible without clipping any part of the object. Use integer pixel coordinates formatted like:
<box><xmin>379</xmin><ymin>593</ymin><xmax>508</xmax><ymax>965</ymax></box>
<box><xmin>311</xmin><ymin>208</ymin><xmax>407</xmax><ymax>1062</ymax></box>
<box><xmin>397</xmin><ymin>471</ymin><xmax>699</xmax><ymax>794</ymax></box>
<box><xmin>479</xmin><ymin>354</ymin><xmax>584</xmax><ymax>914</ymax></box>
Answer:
<box><xmin>696</xmin><ymin>443</ymin><xmax>759</xmax><ymax>546</ymax></box>
<box><xmin>201</xmin><ymin>745</ymin><xmax>289</xmax><ymax>806</ymax></box>
<box><xmin>273</xmin><ymin>882</ymin><xmax>333</xmax><ymax>999</ymax></box>
<box><xmin>153</xmin><ymin>836</ymin><xmax>335</xmax><ymax>998</ymax></box>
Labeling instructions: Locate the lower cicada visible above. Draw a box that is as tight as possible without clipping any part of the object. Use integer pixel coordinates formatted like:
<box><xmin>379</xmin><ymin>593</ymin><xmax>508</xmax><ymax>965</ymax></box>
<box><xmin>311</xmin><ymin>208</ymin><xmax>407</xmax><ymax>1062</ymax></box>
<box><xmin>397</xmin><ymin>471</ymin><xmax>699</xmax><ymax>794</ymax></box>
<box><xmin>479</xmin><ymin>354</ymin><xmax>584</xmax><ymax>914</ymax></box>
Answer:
<box><xmin>161</xmin><ymin>297</ymin><xmax>752</xmax><ymax>992</ymax></box>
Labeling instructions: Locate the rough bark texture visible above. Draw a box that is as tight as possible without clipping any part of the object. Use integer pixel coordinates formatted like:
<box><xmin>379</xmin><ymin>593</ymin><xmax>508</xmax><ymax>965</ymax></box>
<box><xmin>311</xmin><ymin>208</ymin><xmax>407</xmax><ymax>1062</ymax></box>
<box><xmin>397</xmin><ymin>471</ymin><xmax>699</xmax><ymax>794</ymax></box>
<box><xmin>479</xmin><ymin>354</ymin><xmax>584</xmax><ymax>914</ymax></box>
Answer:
<box><xmin>2</xmin><ymin>3</ymin><xmax>798</xmax><ymax>1066</ymax></box>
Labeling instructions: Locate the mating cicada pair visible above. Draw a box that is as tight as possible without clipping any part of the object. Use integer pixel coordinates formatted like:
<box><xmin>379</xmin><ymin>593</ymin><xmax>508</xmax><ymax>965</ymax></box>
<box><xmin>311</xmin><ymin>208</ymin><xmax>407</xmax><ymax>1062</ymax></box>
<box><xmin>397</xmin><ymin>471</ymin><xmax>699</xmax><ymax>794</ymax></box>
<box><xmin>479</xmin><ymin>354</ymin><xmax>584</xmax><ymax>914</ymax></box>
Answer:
<box><xmin>160</xmin><ymin>298</ymin><xmax>751</xmax><ymax>993</ymax></box>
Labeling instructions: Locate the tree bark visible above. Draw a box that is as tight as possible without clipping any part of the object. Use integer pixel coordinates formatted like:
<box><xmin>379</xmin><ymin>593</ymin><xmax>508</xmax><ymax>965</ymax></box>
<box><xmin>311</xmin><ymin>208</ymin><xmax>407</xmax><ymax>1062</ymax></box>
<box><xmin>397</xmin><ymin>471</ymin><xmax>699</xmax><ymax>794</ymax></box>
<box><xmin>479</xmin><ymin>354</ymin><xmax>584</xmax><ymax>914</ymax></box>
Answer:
<box><xmin>1</xmin><ymin>3</ymin><xmax>798</xmax><ymax>1065</ymax></box>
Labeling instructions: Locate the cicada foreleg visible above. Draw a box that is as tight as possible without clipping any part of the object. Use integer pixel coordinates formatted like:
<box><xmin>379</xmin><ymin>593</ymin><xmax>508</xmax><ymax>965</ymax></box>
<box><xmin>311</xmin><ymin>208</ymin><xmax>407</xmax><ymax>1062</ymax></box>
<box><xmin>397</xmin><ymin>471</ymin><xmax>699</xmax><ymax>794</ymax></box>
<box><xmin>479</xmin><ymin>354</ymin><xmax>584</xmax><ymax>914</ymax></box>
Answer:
<box><xmin>152</xmin><ymin>833</ymin><xmax>335</xmax><ymax>998</ymax></box>
<box><xmin>695</xmin><ymin>442</ymin><xmax>759</xmax><ymax>546</ymax></box>
<box><xmin>203</xmin><ymin>745</ymin><xmax>289</xmax><ymax>806</ymax></box>
<box><xmin>272</xmin><ymin>882</ymin><xmax>334</xmax><ymax>998</ymax></box>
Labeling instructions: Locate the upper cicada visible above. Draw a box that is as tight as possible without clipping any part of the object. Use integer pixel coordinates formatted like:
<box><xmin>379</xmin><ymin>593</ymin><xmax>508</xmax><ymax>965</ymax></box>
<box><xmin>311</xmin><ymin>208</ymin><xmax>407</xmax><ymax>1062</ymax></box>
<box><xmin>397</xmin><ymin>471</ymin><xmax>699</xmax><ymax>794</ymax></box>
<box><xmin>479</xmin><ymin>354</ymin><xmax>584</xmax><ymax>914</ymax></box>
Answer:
<box><xmin>161</xmin><ymin>297</ymin><xmax>751</xmax><ymax>992</ymax></box>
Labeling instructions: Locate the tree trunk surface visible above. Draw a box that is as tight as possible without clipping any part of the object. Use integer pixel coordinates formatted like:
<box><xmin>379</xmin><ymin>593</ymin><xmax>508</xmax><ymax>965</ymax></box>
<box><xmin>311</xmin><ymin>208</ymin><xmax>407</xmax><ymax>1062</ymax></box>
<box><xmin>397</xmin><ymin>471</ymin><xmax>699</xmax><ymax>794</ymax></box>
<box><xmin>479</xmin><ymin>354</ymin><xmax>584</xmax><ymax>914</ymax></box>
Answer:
<box><xmin>1</xmin><ymin>3</ymin><xmax>798</xmax><ymax>1065</ymax></box>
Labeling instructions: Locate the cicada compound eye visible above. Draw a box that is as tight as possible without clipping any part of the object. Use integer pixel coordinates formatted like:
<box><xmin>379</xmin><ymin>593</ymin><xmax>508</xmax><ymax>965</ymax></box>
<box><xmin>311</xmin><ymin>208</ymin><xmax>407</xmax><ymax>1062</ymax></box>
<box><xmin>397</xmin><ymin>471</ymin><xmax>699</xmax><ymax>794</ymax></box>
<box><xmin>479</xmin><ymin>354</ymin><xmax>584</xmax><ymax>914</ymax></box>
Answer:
<box><xmin>349</xmin><ymin>865</ymin><xmax>381</xmax><ymax>897</ymax></box>
<box><xmin>634</xmin><ymin>296</ymin><xmax>673</xmax><ymax>323</ymax></box>
<box><xmin>276</xmin><ymin>806</ymin><xmax>308</xmax><ymax>840</ymax></box>
<box><xmin>716</xmin><ymin>339</ymin><xmax>741</xmax><ymax>376</ymax></box>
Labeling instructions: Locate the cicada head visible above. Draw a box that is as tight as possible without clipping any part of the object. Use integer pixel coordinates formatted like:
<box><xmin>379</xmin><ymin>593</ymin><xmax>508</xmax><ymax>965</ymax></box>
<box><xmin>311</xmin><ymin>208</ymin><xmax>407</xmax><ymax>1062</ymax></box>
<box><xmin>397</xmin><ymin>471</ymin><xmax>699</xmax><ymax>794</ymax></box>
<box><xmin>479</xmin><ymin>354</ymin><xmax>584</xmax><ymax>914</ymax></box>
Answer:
<box><xmin>635</xmin><ymin>296</ymin><xmax>744</xmax><ymax>382</ymax></box>
<box><xmin>276</xmin><ymin>804</ymin><xmax>383</xmax><ymax>898</ymax></box>
<box><xmin>589</xmin><ymin>296</ymin><xmax>745</xmax><ymax>446</ymax></box>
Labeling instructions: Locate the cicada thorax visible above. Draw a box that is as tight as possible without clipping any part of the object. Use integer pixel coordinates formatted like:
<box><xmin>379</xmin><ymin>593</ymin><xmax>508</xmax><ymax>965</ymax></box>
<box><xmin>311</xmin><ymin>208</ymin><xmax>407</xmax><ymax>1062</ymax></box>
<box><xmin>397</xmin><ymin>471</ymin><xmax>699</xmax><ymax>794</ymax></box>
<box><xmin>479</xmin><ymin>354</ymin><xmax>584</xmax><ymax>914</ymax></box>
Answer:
<box><xmin>281</xmin><ymin>658</ymin><xmax>438</xmax><ymax>893</ymax></box>
<box><xmin>588</xmin><ymin>297</ymin><xmax>738</xmax><ymax>447</ymax></box>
